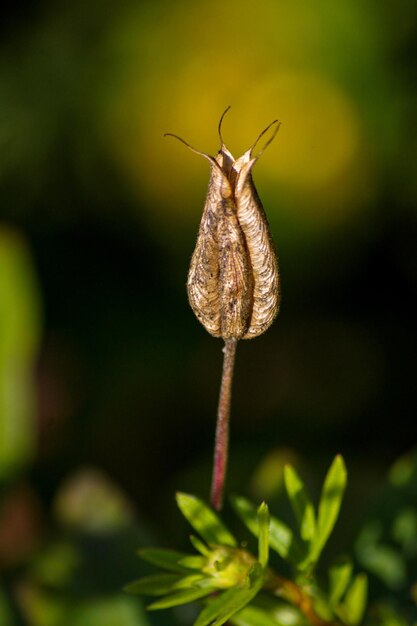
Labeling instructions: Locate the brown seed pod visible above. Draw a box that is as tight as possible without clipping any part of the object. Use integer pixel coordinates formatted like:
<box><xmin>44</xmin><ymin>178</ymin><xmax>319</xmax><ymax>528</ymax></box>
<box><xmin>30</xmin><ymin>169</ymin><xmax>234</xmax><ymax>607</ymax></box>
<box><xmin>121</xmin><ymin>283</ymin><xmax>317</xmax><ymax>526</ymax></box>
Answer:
<box><xmin>166</xmin><ymin>109</ymin><xmax>280</xmax><ymax>341</ymax></box>
<box><xmin>232</xmin><ymin>121</ymin><xmax>281</xmax><ymax>338</ymax></box>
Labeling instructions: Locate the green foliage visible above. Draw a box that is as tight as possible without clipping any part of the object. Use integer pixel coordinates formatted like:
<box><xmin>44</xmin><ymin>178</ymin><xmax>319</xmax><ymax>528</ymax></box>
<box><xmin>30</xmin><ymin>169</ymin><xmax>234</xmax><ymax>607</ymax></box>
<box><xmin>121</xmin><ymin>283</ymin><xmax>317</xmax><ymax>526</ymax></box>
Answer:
<box><xmin>127</xmin><ymin>456</ymin><xmax>368</xmax><ymax>626</ymax></box>
<box><xmin>176</xmin><ymin>493</ymin><xmax>237</xmax><ymax>548</ymax></box>
<box><xmin>339</xmin><ymin>575</ymin><xmax>368</xmax><ymax>625</ymax></box>
<box><xmin>233</xmin><ymin>456</ymin><xmax>348</xmax><ymax>575</ymax></box>
<box><xmin>329</xmin><ymin>558</ymin><xmax>353</xmax><ymax>608</ymax></box>
<box><xmin>257</xmin><ymin>503</ymin><xmax>270</xmax><ymax>568</ymax></box>
<box><xmin>139</xmin><ymin>548</ymin><xmax>195</xmax><ymax>574</ymax></box>
<box><xmin>0</xmin><ymin>228</ymin><xmax>41</xmax><ymax>479</ymax></box>
<box><xmin>311</xmin><ymin>456</ymin><xmax>347</xmax><ymax>565</ymax></box>
<box><xmin>128</xmin><ymin>493</ymin><xmax>266</xmax><ymax>625</ymax></box>
<box><xmin>284</xmin><ymin>464</ymin><xmax>316</xmax><ymax>542</ymax></box>
<box><xmin>230</xmin><ymin>601</ymin><xmax>301</xmax><ymax>626</ymax></box>
<box><xmin>355</xmin><ymin>449</ymin><xmax>417</xmax><ymax>594</ymax></box>
<box><xmin>20</xmin><ymin>591</ymin><xmax>149</xmax><ymax>626</ymax></box>
<box><xmin>194</xmin><ymin>564</ymin><xmax>264</xmax><ymax>626</ymax></box>
<box><xmin>0</xmin><ymin>589</ymin><xmax>15</xmax><ymax>626</ymax></box>
<box><xmin>230</xmin><ymin>495</ymin><xmax>303</xmax><ymax>564</ymax></box>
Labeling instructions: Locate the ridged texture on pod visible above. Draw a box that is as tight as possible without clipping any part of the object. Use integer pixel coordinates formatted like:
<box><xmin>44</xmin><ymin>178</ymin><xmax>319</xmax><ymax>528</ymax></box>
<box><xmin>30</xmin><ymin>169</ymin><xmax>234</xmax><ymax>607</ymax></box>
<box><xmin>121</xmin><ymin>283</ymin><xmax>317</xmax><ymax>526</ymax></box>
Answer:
<box><xmin>168</xmin><ymin>114</ymin><xmax>280</xmax><ymax>341</ymax></box>
<box><xmin>234</xmin><ymin>150</ymin><xmax>279</xmax><ymax>338</ymax></box>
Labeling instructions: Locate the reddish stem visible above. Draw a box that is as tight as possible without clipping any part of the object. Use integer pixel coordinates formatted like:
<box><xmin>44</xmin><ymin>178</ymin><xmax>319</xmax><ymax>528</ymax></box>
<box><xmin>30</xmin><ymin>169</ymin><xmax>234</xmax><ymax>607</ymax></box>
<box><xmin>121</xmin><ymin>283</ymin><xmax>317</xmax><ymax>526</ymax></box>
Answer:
<box><xmin>210</xmin><ymin>339</ymin><xmax>238</xmax><ymax>510</ymax></box>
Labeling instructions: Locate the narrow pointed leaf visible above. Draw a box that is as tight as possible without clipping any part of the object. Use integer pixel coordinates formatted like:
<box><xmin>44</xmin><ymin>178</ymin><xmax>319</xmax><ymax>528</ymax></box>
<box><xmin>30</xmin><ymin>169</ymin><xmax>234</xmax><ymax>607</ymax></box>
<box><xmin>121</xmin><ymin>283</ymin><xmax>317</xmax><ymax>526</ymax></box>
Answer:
<box><xmin>177</xmin><ymin>493</ymin><xmax>237</xmax><ymax>547</ymax></box>
<box><xmin>194</xmin><ymin>563</ymin><xmax>264</xmax><ymax>626</ymax></box>
<box><xmin>124</xmin><ymin>573</ymin><xmax>182</xmax><ymax>596</ymax></box>
<box><xmin>139</xmin><ymin>548</ymin><xmax>194</xmax><ymax>574</ymax></box>
<box><xmin>284</xmin><ymin>465</ymin><xmax>316</xmax><ymax>542</ymax></box>
<box><xmin>148</xmin><ymin>586</ymin><xmax>213</xmax><ymax>610</ymax></box>
<box><xmin>179</xmin><ymin>555</ymin><xmax>206</xmax><ymax>570</ymax></box>
<box><xmin>174</xmin><ymin>574</ymin><xmax>207</xmax><ymax>589</ymax></box>
<box><xmin>340</xmin><ymin>574</ymin><xmax>368</xmax><ymax>625</ymax></box>
<box><xmin>190</xmin><ymin>535</ymin><xmax>210</xmax><ymax>556</ymax></box>
<box><xmin>310</xmin><ymin>456</ymin><xmax>347</xmax><ymax>563</ymax></box>
<box><xmin>257</xmin><ymin>503</ymin><xmax>270</xmax><ymax>567</ymax></box>
<box><xmin>231</xmin><ymin>496</ymin><xmax>303</xmax><ymax>563</ymax></box>
<box><xmin>328</xmin><ymin>558</ymin><xmax>353</xmax><ymax>607</ymax></box>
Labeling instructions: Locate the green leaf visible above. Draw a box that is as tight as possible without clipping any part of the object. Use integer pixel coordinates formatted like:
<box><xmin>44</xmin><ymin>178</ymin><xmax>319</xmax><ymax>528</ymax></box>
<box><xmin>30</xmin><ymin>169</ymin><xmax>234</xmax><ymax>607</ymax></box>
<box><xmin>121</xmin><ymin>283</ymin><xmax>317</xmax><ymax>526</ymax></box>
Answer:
<box><xmin>138</xmin><ymin>548</ymin><xmax>194</xmax><ymax>574</ymax></box>
<box><xmin>124</xmin><ymin>574</ymin><xmax>182</xmax><ymax>596</ymax></box>
<box><xmin>175</xmin><ymin>574</ymin><xmax>208</xmax><ymax>589</ymax></box>
<box><xmin>284</xmin><ymin>465</ymin><xmax>316</xmax><ymax>542</ymax></box>
<box><xmin>179</xmin><ymin>555</ymin><xmax>206</xmax><ymax>569</ymax></box>
<box><xmin>339</xmin><ymin>574</ymin><xmax>368</xmax><ymax>625</ymax></box>
<box><xmin>310</xmin><ymin>456</ymin><xmax>347</xmax><ymax>563</ymax></box>
<box><xmin>355</xmin><ymin>519</ymin><xmax>406</xmax><ymax>590</ymax></box>
<box><xmin>176</xmin><ymin>493</ymin><xmax>237</xmax><ymax>547</ymax></box>
<box><xmin>328</xmin><ymin>558</ymin><xmax>353</xmax><ymax>607</ymax></box>
<box><xmin>190</xmin><ymin>535</ymin><xmax>210</xmax><ymax>555</ymax></box>
<box><xmin>0</xmin><ymin>229</ymin><xmax>42</xmax><ymax>480</ymax></box>
<box><xmin>231</xmin><ymin>496</ymin><xmax>303</xmax><ymax>564</ymax></box>
<box><xmin>72</xmin><ymin>595</ymin><xmax>149</xmax><ymax>626</ymax></box>
<box><xmin>194</xmin><ymin>563</ymin><xmax>264</xmax><ymax>626</ymax></box>
<box><xmin>257</xmin><ymin>503</ymin><xmax>270</xmax><ymax>567</ymax></box>
<box><xmin>148</xmin><ymin>586</ymin><xmax>213</xmax><ymax>610</ymax></box>
<box><xmin>230</xmin><ymin>604</ymin><xmax>289</xmax><ymax>626</ymax></box>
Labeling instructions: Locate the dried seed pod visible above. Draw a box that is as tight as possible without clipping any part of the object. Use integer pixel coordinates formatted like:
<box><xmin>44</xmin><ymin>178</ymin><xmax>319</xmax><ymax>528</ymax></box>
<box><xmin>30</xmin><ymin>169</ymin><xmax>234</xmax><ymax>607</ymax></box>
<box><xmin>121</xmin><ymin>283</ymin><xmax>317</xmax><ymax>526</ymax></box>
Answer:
<box><xmin>166</xmin><ymin>110</ymin><xmax>280</xmax><ymax>341</ymax></box>
<box><xmin>233</xmin><ymin>122</ymin><xmax>281</xmax><ymax>338</ymax></box>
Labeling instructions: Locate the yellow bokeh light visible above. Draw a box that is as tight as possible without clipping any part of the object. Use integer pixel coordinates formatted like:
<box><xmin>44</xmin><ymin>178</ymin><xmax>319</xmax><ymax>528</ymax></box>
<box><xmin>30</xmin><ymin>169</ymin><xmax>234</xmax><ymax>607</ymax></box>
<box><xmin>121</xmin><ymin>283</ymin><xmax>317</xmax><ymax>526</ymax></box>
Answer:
<box><xmin>102</xmin><ymin>0</ymin><xmax>376</xmax><ymax>238</ymax></box>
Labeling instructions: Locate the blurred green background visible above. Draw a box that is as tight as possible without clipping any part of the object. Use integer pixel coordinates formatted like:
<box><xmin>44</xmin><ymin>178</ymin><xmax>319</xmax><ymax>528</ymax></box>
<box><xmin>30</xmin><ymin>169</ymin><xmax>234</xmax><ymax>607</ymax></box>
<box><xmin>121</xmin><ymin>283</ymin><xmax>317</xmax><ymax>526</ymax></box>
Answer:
<box><xmin>1</xmin><ymin>0</ymin><xmax>417</xmax><ymax>623</ymax></box>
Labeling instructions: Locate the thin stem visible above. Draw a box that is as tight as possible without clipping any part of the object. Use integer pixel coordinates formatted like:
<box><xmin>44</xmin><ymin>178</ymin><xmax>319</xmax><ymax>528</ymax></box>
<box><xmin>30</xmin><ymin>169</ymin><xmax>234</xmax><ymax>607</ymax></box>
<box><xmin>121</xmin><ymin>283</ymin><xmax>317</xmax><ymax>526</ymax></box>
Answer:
<box><xmin>210</xmin><ymin>338</ymin><xmax>238</xmax><ymax>511</ymax></box>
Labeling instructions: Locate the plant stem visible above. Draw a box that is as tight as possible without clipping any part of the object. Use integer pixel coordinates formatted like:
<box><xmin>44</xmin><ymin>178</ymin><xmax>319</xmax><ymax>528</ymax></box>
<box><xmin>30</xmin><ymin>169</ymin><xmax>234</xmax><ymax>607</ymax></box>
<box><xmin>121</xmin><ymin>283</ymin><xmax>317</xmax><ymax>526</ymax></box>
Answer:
<box><xmin>265</xmin><ymin>572</ymin><xmax>340</xmax><ymax>626</ymax></box>
<box><xmin>210</xmin><ymin>338</ymin><xmax>238</xmax><ymax>511</ymax></box>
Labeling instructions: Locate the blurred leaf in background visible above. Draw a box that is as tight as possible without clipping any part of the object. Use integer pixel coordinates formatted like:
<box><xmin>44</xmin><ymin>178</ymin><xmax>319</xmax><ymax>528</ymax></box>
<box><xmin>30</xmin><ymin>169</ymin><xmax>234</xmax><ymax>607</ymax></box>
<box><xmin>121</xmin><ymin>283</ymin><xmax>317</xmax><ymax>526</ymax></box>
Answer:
<box><xmin>18</xmin><ymin>586</ymin><xmax>150</xmax><ymax>626</ymax></box>
<box><xmin>0</xmin><ymin>226</ymin><xmax>41</xmax><ymax>479</ymax></box>
<box><xmin>354</xmin><ymin>449</ymin><xmax>417</xmax><ymax>622</ymax></box>
<box><xmin>0</xmin><ymin>229</ymin><xmax>152</xmax><ymax>624</ymax></box>
<box><xmin>0</xmin><ymin>587</ymin><xmax>15</xmax><ymax>626</ymax></box>
<box><xmin>15</xmin><ymin>466</ymin><xmax>154</xmax><ymax>626</ymax></box>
